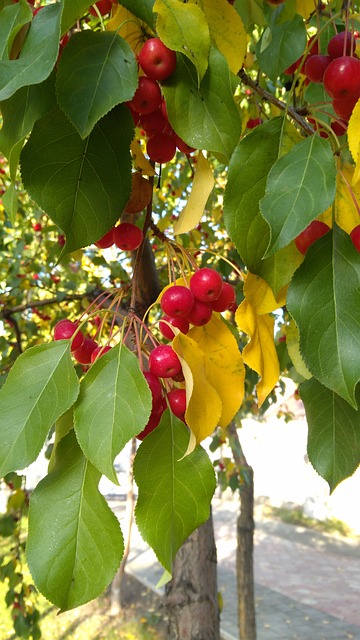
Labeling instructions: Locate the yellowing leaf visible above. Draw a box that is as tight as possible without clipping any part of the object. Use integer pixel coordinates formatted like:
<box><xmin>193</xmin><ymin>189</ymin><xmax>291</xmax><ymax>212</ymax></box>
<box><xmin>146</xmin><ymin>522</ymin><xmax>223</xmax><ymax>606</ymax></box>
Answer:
<box><xmin>336</xmin><ymin>164</ymin><xmax>360</xmax><ymax>233</ymax></box>
<box><xmin>199</xmin><ymin>0</ymin><xmax>246</xmax><ymax>74</ymax></box>
<box><xmin>154</xmin><ymin>0</ymin><xmax>210</xmax><ymax>82</ymax></box>
<box><xmin>172</xmin><ymin>332</ymin><xmax>222</xmax><ymax>443</ymax></box>
<box><xmin>318</xmin><ymin>205</ymin><xmax>333</xmax><ymax>228</ymax></box>
<box><xmin>286</xmin><ymin>319</ymin><xmax>311</xmax><ymax>380</ymax></box>
<box><xmin>347</xmin><ymin>98</ymin><xmax>360</xmax><ymax>185</ymax></box>
<box><xmin>296</xmin><ymin>0</ymin><xmax>314</xmax><ymax>19</ymax></box>
<box><xmin>107</xmin><ymin>5</ymin><xmax>144</xmax><ymax>55</ymax></box>
<box><xmin>243</xmin><ymin>273</ymin><xmax>285</xmax><ymax>314</ymax></box>
<box><xmin>174</xmin><ymin>152</ymin><xmax>214</xmax><ymax>235</ymax></box>
<box><xmin>235</xmin><ymin>299</ymin><xmax>280</xmax><ymax>406</ymax></box>
<box><xmin>188</xmin><ymin>314</ymin><xmax>245</xmax><ymax>428</ymax></box>
<box><xmin>130</xmin><ymin>140</ymin><xmax>156</xmax><ymax>176</ymax></box>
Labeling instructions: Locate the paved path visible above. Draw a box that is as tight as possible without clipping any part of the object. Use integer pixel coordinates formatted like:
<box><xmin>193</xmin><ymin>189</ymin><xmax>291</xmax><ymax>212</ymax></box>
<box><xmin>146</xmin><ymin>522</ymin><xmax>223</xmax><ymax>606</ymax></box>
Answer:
<box><xmin>111</xmin><ymin>495</ymin><xmax>360</xmax><ymax>640</ymax></box>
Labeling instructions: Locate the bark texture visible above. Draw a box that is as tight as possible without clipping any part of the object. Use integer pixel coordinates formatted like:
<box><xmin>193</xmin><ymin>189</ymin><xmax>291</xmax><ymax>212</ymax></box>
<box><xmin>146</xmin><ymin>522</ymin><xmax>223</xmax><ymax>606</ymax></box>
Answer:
<box><xmin>164</xmin><ymin>511</ymin><xmax>220</xmax><ymax>640</ymax></box>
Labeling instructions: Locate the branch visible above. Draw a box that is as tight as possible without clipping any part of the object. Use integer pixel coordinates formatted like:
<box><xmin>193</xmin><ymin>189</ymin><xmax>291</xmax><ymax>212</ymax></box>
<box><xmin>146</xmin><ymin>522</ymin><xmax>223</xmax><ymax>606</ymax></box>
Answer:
<box><xmin>238</xmin><ymin>69</ymin><xmax>315</xmax><ymax>137</ymax></box>
<box><xmin>1</xmin><ymin>292</ymin><xmax>91</xmax><ymax>318</ymax></box>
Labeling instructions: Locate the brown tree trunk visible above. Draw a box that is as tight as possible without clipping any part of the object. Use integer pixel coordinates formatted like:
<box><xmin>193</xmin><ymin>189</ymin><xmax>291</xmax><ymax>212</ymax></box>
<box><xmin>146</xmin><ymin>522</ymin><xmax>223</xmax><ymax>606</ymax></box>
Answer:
<box><xmin>228</xmin><ymin>421</ymin><xmax>257</xmax><ymax>640</ymax></box>
<box><xmin>164</xmin><ymin>510</ymin><xmax>220</xmax><ymax>640</ymax></box>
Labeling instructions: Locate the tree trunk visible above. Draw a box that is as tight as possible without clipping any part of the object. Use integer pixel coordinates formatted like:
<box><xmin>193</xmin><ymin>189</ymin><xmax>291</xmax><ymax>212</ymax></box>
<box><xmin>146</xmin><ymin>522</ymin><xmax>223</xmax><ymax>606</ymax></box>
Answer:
<box><xmin>164</xmin><ymin>510</ymin><xmax>220</xmax><ymax>640</ymax></box>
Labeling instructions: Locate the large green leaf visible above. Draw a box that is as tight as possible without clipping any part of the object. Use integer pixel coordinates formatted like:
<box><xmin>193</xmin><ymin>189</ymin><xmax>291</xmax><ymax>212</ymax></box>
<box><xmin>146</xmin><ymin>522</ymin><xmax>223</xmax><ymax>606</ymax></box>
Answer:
<box><xmin>61</xmin><ymin>0</ymin><xmax>92</xmax><ymax>34</ymax></box>
<box><xmin>0</xmin><ymin>0</ymin><xmax>32</xmax><ymax>60</ymax></box>
<box><xmin>0</xmin><ymin>341</ymin><xmax>79</xmax><ymax>478</ymax></box>
<box><xmin>154</xmin><ymin>0</ymin><xmax>210</xmax><ymax>83</ymax></box>
<box><xmin>27</xmin><ymin>431</ymin><xmax>124</xmax><ymax>611</ymax></box>
<box><xmin>301</xmin><ymin>378</ymin><xmax>360</xmax><ymax>492</ymax></box>
<box><xmin>134</xmin><ymin>411</ymin><xmax>216</xmax><ymax>574</ymax></box>
<box><xmin>256</xmin><ymin>13</ymin><xmax>306</xmax><ymax>81</ymax></box>
<box><xmin>260</xmin><ymin>135</ymin><xmax>337</xmax><ymax>256</ymax></box>
<box><xmin>74</xmin><ymin>344</ymin><xmax>152</xmax><ymax>483</ymax></box>
<box><xmin>117</xmin><ymin>0</ymin><xmax>155</xmax><ymax>28</ymax></box>
<box><xmin>20</xmin><ymin>105</ymin><xmax>133</xmax><ymax>253</ymax></box>
<box><xmin>162</xmin><ymin>48</ymin><xmax>241</xmax><ymax>162</ymax></box>
<box><xmin>0</xmin><ymin>3</ymin><xmax>62</xmax><ymax>100</ymax></box>
<box><xmin>287</xmin><ymin>226</ymin><xmax>360</xmax><ymax>408</ymax></box>
<box><xmin>56</xmin><ymin>30</ymin><xmax>138</xmax><ymax>139</ymax></box>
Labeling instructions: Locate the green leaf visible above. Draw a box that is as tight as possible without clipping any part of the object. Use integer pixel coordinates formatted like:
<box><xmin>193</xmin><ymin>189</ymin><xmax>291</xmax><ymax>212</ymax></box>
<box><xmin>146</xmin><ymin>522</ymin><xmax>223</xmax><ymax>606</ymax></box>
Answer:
<box><xmin>27</xmin><ymin>431</ymin><xmax>124</xmax><ymax>611</ymax></box>
<box><xmin>162</xmin><ymin>48</ymin><xmax>241</xmax><ymax>162</ymax></box>
<box><xmin>287</xmin><ymin>226</ymin><xmax>360</xmax><ymax>407</ymax></box>
<box><xmin>256</xmin><ymin>13</ymin><xmax>306</xmax><ymax>81</ymax></box>
<box><xmin>56</xmin><ymin>31</ymin><xmax>138</xmax><ymax>139</ymax></box>
<box><xmin>20</xmin><ymin>105</ymin><xmax>133</xmax><ymax>253</ymax></box>
<box><xmin>0</xmin><ymin>0</ymin><xmax>32</xmax><ymax>60</ymax></box>
<box><xmin>260</xmin><ymin>135</ymin><xmax>337</xmax><ymax>257</ymax></box>
<box><xmin>0</xmin><ymin>3</ymin><xmax>62</xmax><ymax>100</ymax></box>
<box><xmin>154</xmin><ymin>0</ymin><xmax>210</xmax><ymax>83</ymax></box>
<box><xmin>0</xmin><ymin>341</ymin><xmax>79</xmax><ymax>478</ymax></box>
<box><xmin>2</xmin><ymin>182</ymin><xmax>18</xmax><ymax>223</ymax></box>
<box><xmin>74</xmin><ymin>344</ymin><xmax>152</xmax><ymax>483</ymax></box>
<box><xmin>300</xmin><ymin>378</ymin><xmax>360</xmax><ymax>492</ymax></box>
<box><xmin>256</xmin><ymin>241</ymin><xmax>303</xmax><ymax>297</ymax></box>
<box><xmin>117</xmin><ymin>0</ymin><xmax>155</xmax><ymax>28</ymax></box>
<box><xmin>61</xmin><ymin>0</ymin><xmax>92</xmax><ymax>34</ymax></box>
<box><xmin>134</xmin><ymin>411</ymin><xmax>216</xmax><ymax>574</ymax></box>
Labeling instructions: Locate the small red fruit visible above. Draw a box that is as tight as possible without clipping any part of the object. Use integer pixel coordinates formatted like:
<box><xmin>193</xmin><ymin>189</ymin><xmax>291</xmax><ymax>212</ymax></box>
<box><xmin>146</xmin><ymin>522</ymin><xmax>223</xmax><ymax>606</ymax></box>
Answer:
<box><xmin>160</xmin><ymin>285</ymin><xmax>194</xmax><ymax>318</ymax></box>
<box><xmin>32</xmin><ymin>222</ymin><xmax>42</xmax><ymax>232</ymax></box>
<box><xmin>138</xmin><ymin>38</ymin><xmax>177</xmax><ymax>81</ymax></box>
<box><xmin>90</xmin><ymin>345</ymin><xmax>112</xmax><ymax>362</ymax></box>
<box><xmin>73</xmin><ymin>337</ymin><xmax>98</xmax><ymax>364</ymax></box>
<box><xmin>140</xmin><ymin>109</ymin><xmax>167</xmax><ymax>136</ymax></box>
<box><xmin>186</xmin><ymin>299</ymin><xmax>213</xmax><ymax>326</ymax></box>
<box><xmin>294</xmin><ymin>220</ymin><xmax>330</xmax><ymax>254</ymax></box>
<box><xmin>350</xmin><ymin>225</ymin><xmax>360</xmax><ymax>252</ymax></box>
<box><xmin>89</xmin><ymin>0</ymin><xmax>113</xmax><ymax>16</ymax></box>
<box><xmin>136</xmin><ymin>400</ymin><xmax>166</xmax><ymax>441</ymax></box>
<box><xmin>172</xmin><ymin>133</ymin><xmax>196</xmax><ymax>154</ymax></box>
<box><xmin>149</xmin><ymin>345</ymin><xmax>182</xmax><ymax>378</ymax></box>
<box><xmin>246</xmin><ymin>117</ymin><xmax>262</xmax><ymax>129</ymax></box>
<box><xmin>143</xmin><ymin>370</ymin><xmax>163</xmax><ymax>409</ymax></box>
<box><xmin>211</xmin><ymin>282</ymin><xmax>236</xmax><ymax>312</ymax></box>
<box><xmin>95</xmin><ymin>228</ymin><xmax>114</xmax><ymax>249</ymax></box>
<box><xmin>146</xmin><ymin>132</ymin><xmax>177</xmax><ymax>163</ymax></box>
<box><xmin>327</xmin><ymin>31</ymin><xmax>356</xmax><ymax>59</ymax></box>
<box><xmin>54</xmin><ymin>319</ymin><xmax>84</xmax><ymax>351</ymax></box>
<box><xmin>323</xmin><ymin>56</ymin><xmax>360</xmax><ymax>99</ymax></box>
<box><xmin>113</xmin><ymin>223</ymin><xmax>143</xmax><ymax>251</ymax></box>
<box><xmin>190</xmin><ymin>268</ymin><xmax>223</xmax><ymax>302</ymax></box>
<box><xmin>128</xmin><ymin>77</ymin><xmax>162</xmax><ymax>115</ymax></box>
<box><xmin>304</xmin><ymin>55</ymin><xmax>331</xmax><ymax>83</ymax></box>
<box><xmin>167</xmin><ymin>388</ymin><xmax>186</xmax><ymax>420</ymax></box>
<box><xmin>159</xmin><ymin>315</ymin><xmax>190</xmax><ymax>340</ymax></box>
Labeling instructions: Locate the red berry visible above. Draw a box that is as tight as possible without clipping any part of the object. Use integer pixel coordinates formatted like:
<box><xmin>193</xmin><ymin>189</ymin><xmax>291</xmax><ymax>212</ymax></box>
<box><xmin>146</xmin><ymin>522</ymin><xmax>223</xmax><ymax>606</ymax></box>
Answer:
<box><xmin>58</xmin><ymin>234</ymin><xmax>65</xmax><ymax>246</ymax></box>
<box><xmin>140</xmin><ymin>109</ymin><xmax>167</xmax><ymax>136</ymax></box>
<box><xmin>138</xmin><ymin>38</ymin><xmax>177</xmax><ymax>81</ymax></box>
<box><xmin>172</xmin><ymin>133</ymin><xmax>196</xmax><ymax>154</ymax></box>
<box><xmin>323</xmin><ymin>56</ymin><xmax>360</xmax><ymax>99</ymax></box>
<box><xmin>73</xmin><ymin>337</ymin><xmax>98</xmax><ymax>364</ymax></box>
<box><xmin>54</xmin><ymin>319</ymin><xmax>85</xmax><ymax>351</ymax></box>
<box><xmin>167</xmin><ymin>388</ymin><xmax>186</xmax><ymax>419</ymax></box>
<box><xmin>143</xmin><ymin>370</ymin><xmax>163</xmax><ymax>409</ymax></box>
<box><xmin>32</xmin><ymin>222</ymin><xmax>42</xmax><ymax>232</ymax></box>
<box><xmin>186</xmin><ymin>299</ymin><xmax>213</xmax><ymax>326</ymax></box>
<box><xmin>350</xmin><ymin>225</ymin><xmax>360</xmax><ymax>252</ymax></box>
<box><xmin>160</xmin><ymin>285</ymin><xmax>194</xmax><ymax>318</ymax></box>
<box><xmin>113</xmin><ymin>223</ymin><xmax>143</xmax><ymax>251</ymax></box>
<box><xmin>89</xmin><ymin>0</ymin><xmax>113</xmax><ymax>16</ymax></box>
<box><xmin>90</xmin><ymin>345</ymin><xmax>112</xmax><ymax>362</ymax></box>
<box><xmin>304</xmin><ymin>55</ymin><xmax>331</xmax><ymax>83</ymax></box>
<box><xmin>159</xmin><ymin>315</ymin><xmax>190</xmax><ymax>340</ymax></box>
<box><xmin>147</xmin><ymin>133</ymin><xmax>177</xmax><ymax>163</ymax></box>
<box><xmin>190</xmin><ymin>268</ymin><xmax>223</xmax><ymax>302</ymax></box>
<box><xmin>294</xmin><ymin>220</ymin><xmax>331</xmax><ymax>254</ymax></box>
<box><xmin>246</xmin><ymin>118</ymin><xmax>262</xmax><ymax>129</ymax></box>
<box><xmin>95</xmin><ymin>228</ymin><xmax>114</xmax><ymax>249</ymax></box>
<box><xmin>128</xmin><ymin>77</ymin><xmax>162</xmax><ymax>115</ymax></box>
<box><xmin>327</xmin><ymin>31</ymin><xmax>356</xmax><ymax>59</ymax></box>
<box><xmin>211</xmin><ymin>282</ymin><xmax>236</xmax><ymax>312</ymax></box>
<box><xmin>136</xmin><ymin>400</ymin><xmax>166</xmax><ymax>441</ymax></box>
<box><xmin>332</xmin><ymin>95</ymin><xmax>358</xmax><ymax>120</ymax></box>
<box><xmin>149</xmin><ymin>345</ymin><xmax>182</xmax><ymax>378</ymax></box>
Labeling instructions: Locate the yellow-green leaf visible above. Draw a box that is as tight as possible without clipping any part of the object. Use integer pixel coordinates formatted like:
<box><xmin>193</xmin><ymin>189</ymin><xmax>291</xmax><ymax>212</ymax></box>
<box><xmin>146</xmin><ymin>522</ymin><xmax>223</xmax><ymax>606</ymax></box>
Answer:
<box><xmin>347</xmin><ymin>98</ymin><xmax>360</xmax><ymax>185</ymax></box>
<box><xmin>174</xmin><ymin>151</ymin><xmax>214</xmax><ymax>235</ymax></box>
<box><xmin>107</xmin><ymin>5</ymin><xmax>144</xmax><ymax>55</ymax></box>
<box><xmin>153</xmin><ymin>0</ymin><xmax>210</xmax><ymax>82</ymax></box>
<box><xmin>243</xmin><ymin>272</ymin><xmax>286</xmax><ymax>314</ymax></box>
<box><xmin>336</xmin><ymin>164</ymin><xmax>360</xmax><ymax>233</ymax></box>
<box><xmin>235</xmin><ymin>299</ymin><xmax>280</xmax><ymax>407</ymax></box>
<box><xmin>286</xmin><ymin>319</ymin><xmax>311</xmax><ymax>380</ymax></box>
<box><xmin>296</xmin><ymin>0</ymin><xmax>314</xmax><ymax>18</ymax></box>
<box><xmin>172</xmin><ymin>332</ymin><xmax>222</xmax><ymax>443</ymax></box>
<box><xmin>188</xmin><ymin>314</ymin><xmax>245</xmax><ymax>428</ymax></box>
<box><xmin>131</xmin><ymin>139</ymin><xmax>156</xmax><ymax>176</ymax></box>
<box><xmin>198</xmin><ymin>0</ymin><xmax>246</xmax><ymax>74</ymax></box>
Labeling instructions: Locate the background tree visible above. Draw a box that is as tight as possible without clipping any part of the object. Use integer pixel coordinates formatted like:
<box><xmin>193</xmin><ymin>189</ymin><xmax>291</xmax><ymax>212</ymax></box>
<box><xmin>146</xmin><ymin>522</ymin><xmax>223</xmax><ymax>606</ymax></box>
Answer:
<box><xmin>1</xmin><ymin>0</ymin><xmax>360</xmax><ymax>638</ymax></box>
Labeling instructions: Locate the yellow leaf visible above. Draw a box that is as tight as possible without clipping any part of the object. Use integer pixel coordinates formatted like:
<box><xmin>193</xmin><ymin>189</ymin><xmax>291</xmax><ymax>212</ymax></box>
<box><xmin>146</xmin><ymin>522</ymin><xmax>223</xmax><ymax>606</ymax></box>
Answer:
<box><xmin>188</xmin><ymin>314</ymin><xmax>245</xmax><ymax>428</ymax></box>
<box><xmin>198</xmin><ymin>0</ymin><xmax>246</xmax><ymax>74</ymax></box>
<box><xmin>347</xmin><ymin>98</ymin><xmax>360</xmax><ymax>185</ymax></box>
<box><xmin>172</xmin><ymin>332</ymin><xmax>222</xmax><ymax>443</ymax></box>
<box><xmin>286</xmin><ymin>319</ymin><xmax>311</xmax><ymax>380</ymax></box>
<box><xmin>130</xmin><ymin>140</ymin><xmax>156</xmax><ymax>176</ymax></box>
<box><xmin>243</xmin><ymin>273</ymin><xmax>285</xmax><ymax>314</ymax></box>
<box><xmin>295</xmin><ymin>0</ymin><xmax>314</xmax><ymax>18</ymax></box>
<box><xmin>335</xmin><ymin>164</ymin><xmax>360</xmax><ymax>233</ymax></box>
<box><xmin>235</xmin><ymin>299</ymin><xmax>280</xmax><ymax>407</ymax></box>
<box><xmin>106</xmin><ymin>5</ymin><xmax>144</xmax><ymax>55</ymax></box>
<box><xmin>174</xmin><ymin>152</ymin><xmax>214</xmax><ymax>235</ymax></box>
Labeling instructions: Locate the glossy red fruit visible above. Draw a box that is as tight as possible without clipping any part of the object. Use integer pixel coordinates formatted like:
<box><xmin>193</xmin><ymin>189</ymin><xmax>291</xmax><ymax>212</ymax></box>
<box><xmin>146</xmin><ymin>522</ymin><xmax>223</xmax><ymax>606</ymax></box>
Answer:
<box><xmin>323</xmin><ymin>56</ymin><xmax>360</xmax><ymax>99</ymax></box>
<box><xmin>294</xmin><ymin>221</ymin><xmax>330</xmax><ymax>254</ymax></box>
<box><xmin>304</xmin><ymin>55</ymin><xmax>331</xmax><ymax>83</ymax></box>
<box><xmin>350</xmin><ymin>225</ymin><xmax>360</xmax><ymax>252</ymax></box>
<box><xmin>172</xmin><ymin>133</ymin><xmax>196</xmax><ymax>154</ymax></box>
<box><xmin>160</xmin><ymin>285</ymin><xmax>194</xmax><ymax>318</ymax></box>
<box><xmin>332</xmin><ymin>95</ymin><xmax>359</xmax><ymax>120</ymax></box>
<box><xmin>136</xmin><ymin>400</ymin><xmax>166</xmax><ymax>441</ymax></box>
<box><xmin>327</xmin><ymin>31</ymin><xmax>356</xmax><ymax>59</ymax></box>
<box><xmin>331</xmin><ymin>119</ymin><xmax>348</xmax><ymax>136</ymax></box>
<box><xmin>143</xmin><ymin>370</ymin><xmax>163</xmax><ymax>409</ymax></box>
<box><xmin>128</xmin><ymin>77</ymin><xmax>162</xmax><ymax>115</ymax></box>
<box><xmin>147</xmin><ymin>133</ymin><xmax>177</xmax><ymax>163</ymax></box>
<box><xmin>149</xmin><ymin>345</ymin><xmax>182</xmax><ymax>378</ymax></box>
<box><xmin>89</xmin><ymin>0</ymin><xmax>113</xmax><ymax>16</ymax></box>
<box><xmin>167</xmin><ymin>388</ymin><xmax>186</xmax><ymax>419</ymax></box>
<box><xmin>95</xmin><ymin>228</ymin><xmax>114</xmax><ymax>249</ymax></box>
<box><xmin>138</xmin><ymin>38</ymin><xmax>177</xmax><ymax>81</ymax></box>
<box><xmin>190</xmin><ymin>268</ymin><xmax>223</xmax><ymax>302</ymax></box>
<box><xmin>113</xmin><ymin>223</ymin><xmax>143</xmax><ymax>251</ymax></box>
<box><xmin>246</xmin><ymin>117</ymin><xmax>262</xmax><ymax>129</ymax></box>
<box><xmin>159</xmin><ymin>315</ymin><xmax>190</xmax><ymax>340</ymax></box>
<box><xmin>32</xmin><ymin>222</ymin><xmax>42</xmax><ymax>232</ymax></box>
<box><xmin>73</xmin><ymin>337</ymin><xmax>98</xmax><ymax>364</ymax></box>
<box><xmin>140</xmin><ymin>109</ymin><xmax>167</xmax><ymax>136</ymax></box>
<box><xmin>54</xmin><ymin>319</ymin><xmax>84</xmax><ymax>351</ymax></box>
<box><xmin>90</xmin><ymin>345</ymin><xmax>112</xmax><ymax>362</ymax></box>
<box><xmin>211</xmin><ymin>282</ymin><xmax>236</xmax><ymax>312</ymax></box>
<box><xmin>186</xmin><ymin>299</ymin><xmax>213</xmax><ymax>326</ymax></box>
